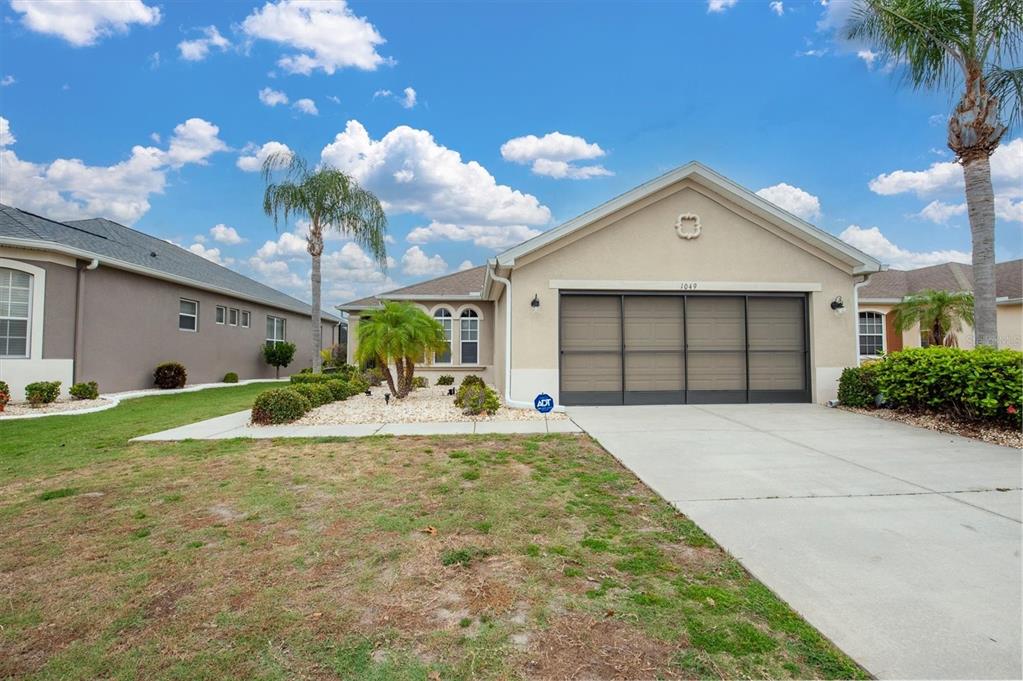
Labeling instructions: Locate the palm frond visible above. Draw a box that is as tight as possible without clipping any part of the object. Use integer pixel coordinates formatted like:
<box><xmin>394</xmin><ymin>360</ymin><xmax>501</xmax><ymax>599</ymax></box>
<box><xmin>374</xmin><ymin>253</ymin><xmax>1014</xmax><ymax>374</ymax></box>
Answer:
<box><xmin>986</xmin><ymin>65</ymin><xmax>1023</xmax><ymax>128</ymax></box>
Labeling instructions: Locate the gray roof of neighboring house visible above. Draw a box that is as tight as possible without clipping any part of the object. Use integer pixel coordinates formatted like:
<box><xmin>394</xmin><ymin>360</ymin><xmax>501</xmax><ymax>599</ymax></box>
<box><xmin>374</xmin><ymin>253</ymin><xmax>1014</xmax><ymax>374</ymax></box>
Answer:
<box><xmin>0</xmin><ymin>204</ymin><xmax>339</xmax><ymax>321</ymax></box>
<box><xmin>860</xmin><ymin>260</ymin><xmax>1022</xmax><ymax>301</ymax></box>
<box><xmin>339</xmin><ymin>265</ymin><xmax>487</xmax><ymax>310</ymax></box>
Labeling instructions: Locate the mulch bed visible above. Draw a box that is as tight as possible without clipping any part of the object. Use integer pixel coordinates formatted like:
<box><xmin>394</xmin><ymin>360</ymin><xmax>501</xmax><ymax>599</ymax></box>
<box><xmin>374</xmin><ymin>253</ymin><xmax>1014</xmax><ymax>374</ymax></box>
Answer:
<box><xmin>842</xmin><ymin>406</ymin><xmax>1022</xmax><ymax>449</ymax></box>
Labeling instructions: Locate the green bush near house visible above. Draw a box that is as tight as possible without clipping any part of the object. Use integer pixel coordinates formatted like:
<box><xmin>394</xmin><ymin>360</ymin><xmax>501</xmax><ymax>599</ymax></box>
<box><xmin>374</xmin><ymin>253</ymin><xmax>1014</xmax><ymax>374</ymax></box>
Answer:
<box><xmin>0</xmin><ymin>380</ymin><xmax>10</xmax><ymax>411</ymax></box>
<box><xmin>411</xmin><ymin>376</ymin><xmax>429</xmax><ymax>389</ymax></box>
<box><xmin>324</xmin><ymin>379</ymin><xmax>354</xmax><ymax>401</ymax></box>
<box><xmin>223</xmin><ymin>372</ymin><xmax>239</xmax><ymax>384</ymax></box>
<box><xmin>289</xmin><ymin>373</ymin><xmax>334</xmax><ymax>385</ymax></box>
<box><xmin>251</xmin><ymin>388</ymin><xmax>312</xmax><ymax>424</ymax></box>
<box><xmin>291</xmin><ymin>383</ymin><xmax>333</xmax><ymax>408</ymax></box>
<box><xmin>348</xmin><ymin>375</ymin><xmax>371</xmax><ymax>395</ymax></box>
<box><xmin>25</xmin><ymin>381</ymin><xmax>61</xmax><ymax>406</ymax></box>
<box><xmin>262</xmin><ymin>341</ymin><xmax>296</xmax><ymax>379</ymax></box>
<box><xmin>153</xmin><ymin>362</ymin><xmax>187</xmax><ymax>389</ymax></box>
<box><xmin>459</xmin><ymin>374</ymin><xmax>484</xmax><ymax>388</ymax></box>
<box><xmin>436</xmin><ymin>375</ymin><xmax>455</xmax><ymax>386</ymax></box>
<box><xmin>455</xmin><ymin>381</ymin><xmax>500</xmax><ymax>416</ymax></box>
<box><xmin>837</xmin><ymin>363</ymin><xmax>880</xmax><ymax>408</ymax></box>
<box><xmin>69</xmin><ymin>381</ymin><xmax>100</xmax><ymax>400</ymax></box>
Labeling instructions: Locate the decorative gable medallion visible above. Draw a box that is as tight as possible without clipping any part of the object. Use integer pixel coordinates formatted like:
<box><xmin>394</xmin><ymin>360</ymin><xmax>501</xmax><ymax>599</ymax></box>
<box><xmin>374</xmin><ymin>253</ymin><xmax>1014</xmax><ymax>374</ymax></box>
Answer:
<box><xmin>675</xmin><ymin>213</ymin><xmax>701</xmax><ymax>240</ymax></box>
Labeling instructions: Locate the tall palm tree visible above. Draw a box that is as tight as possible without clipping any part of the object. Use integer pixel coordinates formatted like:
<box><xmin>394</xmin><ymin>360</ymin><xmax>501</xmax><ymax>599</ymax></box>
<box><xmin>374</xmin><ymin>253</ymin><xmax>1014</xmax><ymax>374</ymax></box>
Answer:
<box><xmin>846</xmin><ymin>0</ymin><xmax>1021</xmax><ymax>348</ymax></box>
<box><xmin>262</xmin><ymin>153</ymin><xmax>387</xmax><ymax>373</ymax></box>
<box><xmin>355</xmin><ymin>301</ymin><xmax>447</xmax><ymax>398</ymax></box>
<box><xmin>893</xmin><ymin>288</ymin><xmax>975</xmax><ymax>346</ymax></box>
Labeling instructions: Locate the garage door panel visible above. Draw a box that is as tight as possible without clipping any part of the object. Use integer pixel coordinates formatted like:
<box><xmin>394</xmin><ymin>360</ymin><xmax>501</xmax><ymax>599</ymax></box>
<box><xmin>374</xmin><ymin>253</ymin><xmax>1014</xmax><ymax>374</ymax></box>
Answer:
<box><xmin>561</xmin><ymin>296</ymin><xmax>620</xmax><ymax>352</ymax></box>
<box><xmin>748</xmin><ymin>297</ymin><xmax>804</xmax><ymax>351</ymax></box>
<box><xmin>749</xmin><ymin>351</ymin><xmax>804</xmax><ymax>390</ymax></box>
<box><xmin>686</xmin><ymin>297</ymin><xmax>745</xmax><ymax>351</ymax></box>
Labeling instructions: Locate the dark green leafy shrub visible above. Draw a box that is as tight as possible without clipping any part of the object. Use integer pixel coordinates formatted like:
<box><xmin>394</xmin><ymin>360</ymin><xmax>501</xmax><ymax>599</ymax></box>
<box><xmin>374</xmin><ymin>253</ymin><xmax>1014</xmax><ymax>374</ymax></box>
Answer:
<box><xmin>290</xmin><ymin>373</ymin><xmax>334</xmax><ymax>384</ymax></box>
<box><xmin>324</xmin><ymin>379</ymin><xmax>355</xmax><ymax>401</ymax></box>
<box><xmin>251</xmin><ymin>388</ymin><xmax>311</xmax><ymax>424</ymax></box>
<box><xmin>69</xmin><ymin>381</ymin><xmax>100</xmax><ymax>400</ymax></box>
<box><xmin>460</xmin><ymin>374</ymin><xmax>485</xmax><ymax>388</ymax></box>
<box><xmin>875</xmin><ymin>346</ymin><xmax>1021</xmax><ymax>426</ymax></box>
<box><xmin>456</xmin><ymin>382</ymin><xmax>500</xmax><ymax>416</ymax></box>
<box><xmin>153</xmin><ymin>362</ymin><xmax>187</xmax><ymax>389</ymax></box>
<box><xmin>348</xmin><ymin>375</ymin><xmax>370</xmax><ymax>394</ymax></box>
<box><xmin>262</xmin><ymin>341</ymin><xmax>296</xmax><ymax>379</ymax></box>
<box><xmin>436</xmin><ymin>375</ymin><xmax>455</xmax><ymax>386</ymax></box>
<box><xmin>291</xmin><ymin>383</ymin><xmax>333</xmax><ymax>407</ymax></box>
<box><xmin>223</xmin><ymin>372</ymin><xmax>239</xmax><ymax>384</ymax></box>
<box><xmin>25</xmin><ymin>381</ymin><xmax>61</xmax><ymax>406</ymax></box>
<box><xmin>412</xmin><ymin>376</ymin><xmax>429</xmax><ymax>389</ymax></box>
<box><xmin>837</xmin><ymin>363</ymin><xmax>879</xmax><ymax>408</ymax></box>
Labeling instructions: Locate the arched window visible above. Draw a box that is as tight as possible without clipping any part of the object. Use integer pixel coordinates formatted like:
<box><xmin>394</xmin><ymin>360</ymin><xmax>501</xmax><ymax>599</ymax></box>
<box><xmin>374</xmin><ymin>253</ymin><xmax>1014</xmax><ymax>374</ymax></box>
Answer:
<box><xmin>858</xmin><ymin>311</ymin><xmax>884</xmax><ymax>356</ymax></box>
<box><xmin>0</xmin><ymin>267</ymin><xmax>32</xmax><ymax>358</ymax></box>
<box><xmin>460</xmin><ymin>309</ymin><xmax>479</xmax><ymax>365</ymax></box>
<box><xmin>434</xmin><ymin>308</ymin><xmax>452</xmax><ymax>364</ymax></box>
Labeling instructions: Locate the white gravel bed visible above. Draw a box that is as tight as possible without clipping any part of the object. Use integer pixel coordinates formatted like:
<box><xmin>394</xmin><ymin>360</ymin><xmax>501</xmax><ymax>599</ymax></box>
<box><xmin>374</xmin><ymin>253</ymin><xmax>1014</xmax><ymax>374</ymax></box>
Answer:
<box><xmin>1</xmin><ymin>397</ymin><xmax>113</xmax><ymax>417</ymax></box>
<box><xmin>296</xmin><ymin>385</ymin><xmax>567</xmax><ymax>425</ymax></box>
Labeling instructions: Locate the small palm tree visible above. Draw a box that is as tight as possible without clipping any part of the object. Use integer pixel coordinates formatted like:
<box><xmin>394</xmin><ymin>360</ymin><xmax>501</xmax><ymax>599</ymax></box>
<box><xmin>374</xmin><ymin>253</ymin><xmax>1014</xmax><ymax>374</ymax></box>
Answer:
<box><xmin>355</xmin><ymin>301</ymin><xmax>448</xmax><ymax>398</ymax></box>
<box><xmin>262</xmin><ymin>153</ymin><xmax>387</xmax><ymax>373</ymax></box>
<box><xmin>846</xmin><ymin>1</ymin><xmax>1021</xmax><ymax>348</ymax></box>
<box><xmin>893</xmin><ymin>289</ymin><xmax>975</xmax><ymax>346</ymax></box>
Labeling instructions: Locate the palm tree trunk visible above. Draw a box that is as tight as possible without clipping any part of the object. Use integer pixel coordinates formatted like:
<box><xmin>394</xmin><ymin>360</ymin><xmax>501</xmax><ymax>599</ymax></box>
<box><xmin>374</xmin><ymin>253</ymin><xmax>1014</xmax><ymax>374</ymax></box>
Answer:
<box><xmin>379</xmin><ymin>355</ymin><xmax>398</xmax><ymax>396</ymax></box>
<box><xmin>962</xmin><ymin>156</ymin><xmax>998</xmax><ymax>347</ymax></box>
<box><xmin>311</xmin><ymin>253</ymin><xmax>323</xmax><ymax>373</ymax></box>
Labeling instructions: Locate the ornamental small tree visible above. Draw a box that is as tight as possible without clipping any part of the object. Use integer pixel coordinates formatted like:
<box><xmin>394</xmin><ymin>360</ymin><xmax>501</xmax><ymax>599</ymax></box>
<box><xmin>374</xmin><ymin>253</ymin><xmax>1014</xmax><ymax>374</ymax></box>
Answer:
<box><xmin>355</xmin><ymin>301</ymin><xmax>448</xmax><ymax>399</ymax></box>
<box><xmin>262</xmin><ymin>341</ymin><xmax>297</xmax><ymax>379</ymax></box>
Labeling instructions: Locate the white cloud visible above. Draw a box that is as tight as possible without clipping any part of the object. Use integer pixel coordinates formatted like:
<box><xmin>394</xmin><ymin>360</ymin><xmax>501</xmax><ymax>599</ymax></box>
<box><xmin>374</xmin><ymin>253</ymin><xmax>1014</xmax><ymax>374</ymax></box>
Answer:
<box><xmin>769</xmin><ymin>1</ymin><xmax>784</xmax><ymax>15</ymax></box>
<box><xmin>0</xmin><ymin>117</ymin><xmax>15</xmax><ymax>147</ymax></box>
<box><xmin>755</xmin><ymin>182</ymin><xmax>822</xmax><ymax>221</ymax></box>
<box><xmin>246</xmin><ymin>256</ymin><xmax>305</xmax><ymax>291</ymax></box>
<box><xmin>237</xmin><ymin>140</ymin><xmax>293</xmax><ymax>172</ymax></box>
<box><xmin>210</xmin><ymin>223</ymin><xmax>244</xmax><ymax>244</ymax></box>
<box><xmin>293</xmin><ymin>98</ymin><xmax>319</xmax><ymax>115</ymax></box>
<box><xmin>11</xmin><ymin>0</ymin><xmax>160</xmax><ymax>46</ymax></box>
<box><xmin>148</xmin><ymin>52</ymin><xmax>161</xmax><ymax>69</ymax></box>
<box><xmin>373</xmin><ymin>89</ymin><xmax>392</xmax><ymax>99</ymax></box>
<box><xmin>0</xmin><ymin>116</ymin><xmax>226</xmax><ymax>225</ymax></box>
<box><xmin>321</xmin><ymin>120</ymin><xmax>551</xmax><ymax>228</ymax></box>
<box><xmin>839</xmin><ymin>225</ymin><xmax>971</xmax><ymax>269</ymax></box>
<box><xmin>178</xmin><ymin>25</ymin><xmax>230</xmax><ymax>61</ymax></box>
<box><xmin>795</xmin><ymin>48</ymin><xmax>828</xmax><ymax>57</ymax></box>
<box><xmin>400</xmin><ymin>246</ymin><xmax>447</xmax><ymax>276</ymax></box>
<box><xmin>916</xmin><ymin>200</ymin><xmax>967</xmax><ymax>224</ymax></box>
<box><xmin>256</xmin><ymin>231</ymin><xmax>309</xmax><ymax>260</ymax></box>
<box><xmin>400</xmin><ymin>86</ymin><xmax>417</xmax><ymax>109</ymax></box>
<box><xmin>187</xmin><ymin>242</ymin><xmax>232</xmax><ymax>266</ymax></box>
<box><xmin>327</xmin><ymin>95</ymin><xmax>341</xmax><ymax>104</ymax></box>
<box><xmin>707</xmin><ymin>0</ymin><xmax>738</xmax><ymax>12</ymax></box>
<box><xmin>868</xmin><ymin>138</ymin><xmax>1023</xmax><ymax>197</ymax></box>
<box><xmin>1</xmin><ymin>75</ymin><xmax>15</xmax><ymax>87</ymax></box>
<box><xmin>259</xmin><ymin>87</ymin><xmax>289</xmax><ymax>107</ymax></box>
<box><xmin>373</xmin><ymin>87</ymin><xmax>418</xmax><ymax>108</ymax></box>
<box><xmin>457</xmin><ymin>259</ymin><xmax>474</xmax><ymax>272</ymax></box>
<box><xmin>856</xmin><ymin>49</ymin><xmax>878</xmax><ymax>68</ymax></box>
<box><xmin>321</xmin><ymin>242</ymin><xmax>394</xmax><ymax>283</ymax></box>
<box><xmin>996</xmin><ymin>197</ymin><xmax>1023</xmax><ymax>223</ymax></box>
<box><xmin>407</xmin><ymin>221</ymin><xmax>542</xmax><ymax>250</ymax></box>
<box><xmin>501</xmin><ymin>131</ymin><xmax>612</xmax><ymax>180</ymax></box>
<box><xmin>240</xmin><ymin>0</ymin><xmax>390</xmax><ymax>75</ymax></box>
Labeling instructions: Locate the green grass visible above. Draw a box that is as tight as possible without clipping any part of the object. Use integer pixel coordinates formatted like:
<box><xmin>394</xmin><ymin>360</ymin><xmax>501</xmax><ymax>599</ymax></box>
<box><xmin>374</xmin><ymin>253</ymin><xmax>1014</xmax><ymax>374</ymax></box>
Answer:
<box><xmin>0</xmin><ymin>386</ymin><xmax>867</xmax><ymax>680</ymax></box>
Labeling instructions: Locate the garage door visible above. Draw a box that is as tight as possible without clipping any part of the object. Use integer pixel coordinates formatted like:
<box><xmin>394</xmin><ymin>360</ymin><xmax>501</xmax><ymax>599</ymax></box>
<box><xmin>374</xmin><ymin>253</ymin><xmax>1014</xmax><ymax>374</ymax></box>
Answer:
<box><xmin>560</xmin><ymin>293</ymin><xmax>809</xmax><ymax>405</ymax></box>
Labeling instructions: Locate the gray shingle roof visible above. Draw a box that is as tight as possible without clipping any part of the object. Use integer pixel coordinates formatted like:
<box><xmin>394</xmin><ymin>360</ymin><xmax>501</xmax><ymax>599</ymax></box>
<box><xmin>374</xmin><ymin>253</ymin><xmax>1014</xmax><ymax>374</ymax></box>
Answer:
<box><xmin>0</xmin><ymin>204</ymin><xmax>338</xmax><ymax>321</ymax></box>
<box><xmin>861</xmin><ymin>260</ymin><xmax>1022</xmax><ymax>300</ymax></box>
<box><xmin>339</xmin><ymin>265</ymin><xmax>487</xmax><ymax>309</ymax></box>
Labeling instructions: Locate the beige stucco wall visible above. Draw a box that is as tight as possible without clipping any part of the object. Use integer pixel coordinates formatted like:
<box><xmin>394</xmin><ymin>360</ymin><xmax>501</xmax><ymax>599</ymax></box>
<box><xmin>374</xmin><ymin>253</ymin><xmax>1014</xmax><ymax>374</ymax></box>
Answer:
<box><xmin>503</xmin><ymin>180</ymin><xmax>860</xmax><ymax>404</ymax></box>
<box><xmin>860</xmin><ymin>302</ymin><xmax>1022</xmax><ymax>351</ymax></box>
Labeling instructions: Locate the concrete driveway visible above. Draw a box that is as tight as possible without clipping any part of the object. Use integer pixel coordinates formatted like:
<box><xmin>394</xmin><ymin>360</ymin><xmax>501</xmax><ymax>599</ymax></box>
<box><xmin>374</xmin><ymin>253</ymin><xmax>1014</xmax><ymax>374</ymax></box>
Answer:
<box><xmin>568</xmin><ymin>404</ymin><xmax>1021</xmax><ymax>680</ymax></box>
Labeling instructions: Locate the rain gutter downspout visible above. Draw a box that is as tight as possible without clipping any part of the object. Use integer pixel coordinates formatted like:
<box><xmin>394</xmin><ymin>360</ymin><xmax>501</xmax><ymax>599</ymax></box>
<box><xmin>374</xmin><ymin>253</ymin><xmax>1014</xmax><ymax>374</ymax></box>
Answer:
<box><xmin>73</xmin><ymin>259</ymin><xmax>99</xmax><ymax>382</ymax></box>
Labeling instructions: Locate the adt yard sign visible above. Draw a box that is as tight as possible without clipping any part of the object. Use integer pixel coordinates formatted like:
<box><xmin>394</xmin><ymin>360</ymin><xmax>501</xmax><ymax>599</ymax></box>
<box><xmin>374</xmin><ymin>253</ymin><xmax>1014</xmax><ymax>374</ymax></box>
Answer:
<box><xmin>534</xmin><ymin>393</ymin><xmax>554</xmax><ymax>414</ymax></box>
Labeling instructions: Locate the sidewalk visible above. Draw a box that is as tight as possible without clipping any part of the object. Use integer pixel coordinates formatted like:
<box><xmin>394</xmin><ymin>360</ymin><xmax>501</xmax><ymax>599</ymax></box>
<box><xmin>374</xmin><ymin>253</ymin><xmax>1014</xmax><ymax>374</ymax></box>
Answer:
<box><xmin>132</xmin><ymin>410</ymin><xmax>582</xmax><ymax>441</ymax></box>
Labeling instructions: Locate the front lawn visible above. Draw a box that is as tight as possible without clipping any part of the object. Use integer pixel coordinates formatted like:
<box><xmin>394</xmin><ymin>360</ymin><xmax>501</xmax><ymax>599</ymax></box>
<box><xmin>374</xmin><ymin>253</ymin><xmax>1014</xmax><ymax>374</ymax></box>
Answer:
<box><xmin>0</xmin><ymin>387</ymin><xmax>865</xmax><ymax>679</ymax></box>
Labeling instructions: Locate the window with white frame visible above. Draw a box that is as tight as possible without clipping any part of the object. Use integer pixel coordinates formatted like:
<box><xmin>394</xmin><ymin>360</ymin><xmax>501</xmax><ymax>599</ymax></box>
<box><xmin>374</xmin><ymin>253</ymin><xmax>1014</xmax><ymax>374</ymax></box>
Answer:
<box><xmin>216</xmin><ymin>305</ymin><xmax>226</xmax><ymax>324</ymax></box>
<box><xmin>179</xmin><ymin>298</ymin><xmax>199</xmax><ymax>332</ymax></box>
<box><xmin>241</xmin><ymin>310</ymin><xmax>251</xmax><ymax>328</ymax></box>
<box><xmin>229</xmin><ymin>308</ymin><xmax>239</xmax><ymax>326</ymax></box>
<box><xmin>858</xmin><ymin>311</ymin><xmax>884</xmax><ymax>356</ymax></box>
<box><xmin>460</xmin><ymin>309</ymin><xmax>479</xmax><ymax>365</ymax></box>
<box><xmin>434</xmin><ymin>308</ymin><xmax>452</xmax><ymax>363</ymax></box>
<box><xmin>266</xmin><ymin>315</ymin><xmax>286</xmax><ymax>347</ymax></box>
<box><xmin>0</xmin><ymin>267</ymin><xmax>31</xmax><ymax>357</ymax></box>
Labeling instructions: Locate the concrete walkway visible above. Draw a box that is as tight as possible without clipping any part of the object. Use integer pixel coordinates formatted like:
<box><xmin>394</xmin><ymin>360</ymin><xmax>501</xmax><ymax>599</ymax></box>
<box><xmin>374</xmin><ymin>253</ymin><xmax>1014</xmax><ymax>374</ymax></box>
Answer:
<box><xmin>569</xmin><ymin>403</ymin><xmax>1021</xmax><ymax>680</ymax></box>
<box><xmin>133</xmin><ymin>409</ymin><xmax>580</xmax><ymax>441</ymax></box>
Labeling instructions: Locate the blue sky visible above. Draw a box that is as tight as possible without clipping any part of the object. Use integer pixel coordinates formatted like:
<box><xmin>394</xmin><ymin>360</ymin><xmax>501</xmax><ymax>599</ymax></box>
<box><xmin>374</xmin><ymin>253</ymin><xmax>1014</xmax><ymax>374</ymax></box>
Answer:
<box><xmin>1</xmin><ymin>0</ymin><xmax>1020</xmax><ymax>306</ymax></box>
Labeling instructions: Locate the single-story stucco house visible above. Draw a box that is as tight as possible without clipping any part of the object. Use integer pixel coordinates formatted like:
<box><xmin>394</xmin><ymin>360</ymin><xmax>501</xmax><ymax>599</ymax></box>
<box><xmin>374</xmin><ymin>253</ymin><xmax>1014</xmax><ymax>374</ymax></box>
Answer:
<box><xmin>0</xmin><ymin>203</ymin><xmax>339</xmax><ymax>398</ymax></box>
<box><xmin>340</xmin><ymin>162</ymin><xmax>885</xmax><ymax>407</ymax></box>
<box><xmin>857</xmin><ymin>259</ymin><xmax>1022</xmax><ymax>356</ymax></box>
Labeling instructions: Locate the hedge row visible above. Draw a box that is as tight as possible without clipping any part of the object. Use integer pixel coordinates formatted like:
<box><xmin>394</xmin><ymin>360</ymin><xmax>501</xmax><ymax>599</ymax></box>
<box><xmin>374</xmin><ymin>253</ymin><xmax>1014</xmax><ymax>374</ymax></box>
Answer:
<box><xmin>252</xmin><ymin>375</ymin><xmax>370</xmax><ymax>425</ymax></box>
<box><xmin>838</xmin><ymin>347</ymin><xmax>1021</xmax><ymax>426</ymax></box>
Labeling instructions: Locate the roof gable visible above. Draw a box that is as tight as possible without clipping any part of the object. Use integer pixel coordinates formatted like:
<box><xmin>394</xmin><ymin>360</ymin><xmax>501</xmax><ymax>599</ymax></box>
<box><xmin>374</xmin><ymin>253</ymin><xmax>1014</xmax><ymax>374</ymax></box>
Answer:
<box><xmin>339</xmin><ymin>265</ymin><xmax>486</xmax><ymax>310</ymax></box>
<box><xmin>861</xmin><ymin>259</ymin><xmax>1022</xmax><ymax>301</ymax></box>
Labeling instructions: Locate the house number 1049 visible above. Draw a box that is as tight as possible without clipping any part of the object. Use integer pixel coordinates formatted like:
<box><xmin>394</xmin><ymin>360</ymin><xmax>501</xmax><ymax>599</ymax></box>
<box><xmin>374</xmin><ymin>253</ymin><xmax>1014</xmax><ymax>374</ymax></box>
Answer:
<box><xmin>680</xmin><ymin>282</ymin><xmax>698</xmax><ymax>291</ymax></box>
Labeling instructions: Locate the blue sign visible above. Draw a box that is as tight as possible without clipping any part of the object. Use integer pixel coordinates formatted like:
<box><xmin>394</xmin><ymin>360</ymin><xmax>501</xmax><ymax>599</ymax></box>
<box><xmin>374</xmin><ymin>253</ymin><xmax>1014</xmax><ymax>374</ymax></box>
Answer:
<box><xmin>534</xmin><ymin>393</ymin><xmax>554</xmax><ymax>413</ymax></box>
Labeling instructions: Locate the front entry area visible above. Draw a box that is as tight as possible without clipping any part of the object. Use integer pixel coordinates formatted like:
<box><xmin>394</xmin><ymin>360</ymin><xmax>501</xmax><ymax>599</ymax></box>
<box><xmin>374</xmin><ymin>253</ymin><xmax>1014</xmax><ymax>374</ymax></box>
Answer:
<box><xmin>559</xmin><ymin>292</ymin><xmax>810</xmax><ymax>405</ymax></box>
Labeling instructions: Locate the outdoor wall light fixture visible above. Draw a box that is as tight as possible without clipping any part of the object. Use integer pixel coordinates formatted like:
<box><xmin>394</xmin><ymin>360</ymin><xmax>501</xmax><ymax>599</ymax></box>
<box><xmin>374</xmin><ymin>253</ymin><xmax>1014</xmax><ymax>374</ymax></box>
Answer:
<box><xmin>530</xmin><ymin>294</ymin><xmax>540</xmax><ymax>310</ymax></box>
<box><xmin>831</xmin><ymin>296</ymin><xmax>846</xmax><ymax>314</ymax></box>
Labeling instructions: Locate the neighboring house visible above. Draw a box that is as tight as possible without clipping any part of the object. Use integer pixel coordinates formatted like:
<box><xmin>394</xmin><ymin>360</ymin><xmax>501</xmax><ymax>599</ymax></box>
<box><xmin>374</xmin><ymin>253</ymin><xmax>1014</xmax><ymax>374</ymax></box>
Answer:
<box><xmin>857</xmin><ymin>259</ymin><xmax>1023</xmax><ymax>356</ymax></box>
<box><xmin>340</xmin><ymin>162</ymin><xmax>883</xmax><ymax>406</ymax></box>
<box><xmin>0</xmin><ymin>204</ymin><xmax>339</xmax><ymax>397</ymax></box>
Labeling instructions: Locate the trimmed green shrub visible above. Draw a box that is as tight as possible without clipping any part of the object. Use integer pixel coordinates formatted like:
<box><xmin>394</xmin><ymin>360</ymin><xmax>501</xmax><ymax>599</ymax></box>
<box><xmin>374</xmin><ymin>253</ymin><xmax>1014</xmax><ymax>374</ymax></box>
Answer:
<box><xmin>223</xmin><ymin>372</ymin><xmax>239</xmax><ymax>384</ymax></box>
<box><xmin>460</xmin><ymin>374</ymin><xmax>485</xmax><ymax>388</ymax></box>
<box><xmin>251</xmin><ymin>388</ymin><xmax>311</xmax><ymax>425</ymax></box>
<box><xmin>153</xmin><ymin>362</ymin><xmax>187</xmax><ymax>389</ymax></box>
<box><xmin>362</xmin><ymin>367</ymin><xmax>383</xmax><ymax>387</ymax></box>
<box><xmin>69</xmin><ymin>381</ymin><xmax>100</xmax><ymax>400</ymax></box>
<box><xmin>875</xmin><ymin>346</ymin><xmax>1021</xmax><ymax>426</ymax></box>
<box><xmin>837</xmin><ymin>363</ymin><xmax>879</xmax><ymax>408</ymax></box>
<box><xmin>0</xmin><ymin>380</ymin><xmax>10</xmax><ymax>411</ymax></box>
<box><xmin>290</xmin><ymin>373</ymin><xmax>334</xmax><ymax>385</ymax></box>
<box><xmin>349</xmin><ymin>375</ymin><xmax>371</xmax><ymax>394</ymax></box>
<box><xmin>323</xmin><ymin>379</ymin><xmax>350</xmax><ymax>401</ymax></box>
<box><xmin>436</xmin><ymin>375</ymin><xmax>455</xmax><ymax>386</ymax></box>
<box><xmin>262</xmin><ymin>341</ymin><xmax>296</xmax><ymax>379</ymax></box>
<box><xmin>291</xmin><ymin>383</ymin><xmax>333</xmax><ymax>408</ymax></box>
<box><xmin>412</xmin><ymin>376</ymin><xmax>429</xmax><ymax>389</ymax></box>
<box><xmin>25</xmin><ymin>381</ymin><xmax>61</xmax><ymax>406</ymax></box>
<box><xmin>456</xmin><ymin>382</ymin><xmax>500</xmax><ymax>416</ymax></box>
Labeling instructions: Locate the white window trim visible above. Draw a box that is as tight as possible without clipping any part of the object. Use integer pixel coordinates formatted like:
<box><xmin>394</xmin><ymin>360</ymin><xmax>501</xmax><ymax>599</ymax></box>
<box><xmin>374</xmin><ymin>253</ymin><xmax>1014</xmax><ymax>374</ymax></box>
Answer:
<box><xmin>266</xmin><ymin>315</ymin><xmax>286</xmax><ymax>345</ymax></box>
<box><xmin>0</xmin><ymin>259</ymin><xmax>42</xmax><ymax>359</ymax></box>
<box><xmin>459</xmin><ymin>309</ymin><xmax>480</xmax><ymax>366</ymax></box>
<box><xmin>216</xmin><ymin>305</ymin><xmax>226</xmax><ymax>325</ymax></box>
<box><xmin>229</xmin><ymin>307</ymin><xmax>239</xmax><ymax>327</ymax></box>
<box><xmin>432</xmin><ymin>307</ymin><xmax>454</xmax><ymax>365</ymax></box>
<box><xmin>858</xmin><ymin>310</ymin><xmax>885</xmax><ymax>357</ymax></box>
<box><xmin>241</xmin><ymin>310</ymin><xmax>251</xmax><ymax>328</ymax></box>
<box><xmin>179</xmin><ymin>298</ymin><xmax>199</xmax><ymax>333</ymax></box>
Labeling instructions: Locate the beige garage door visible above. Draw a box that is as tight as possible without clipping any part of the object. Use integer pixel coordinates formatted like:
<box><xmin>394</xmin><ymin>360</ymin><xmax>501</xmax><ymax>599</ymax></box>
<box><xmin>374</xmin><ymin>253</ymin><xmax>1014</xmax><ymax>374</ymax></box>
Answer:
<box><xmin>560</xmin><ymin>293</ymin><xmax>808</xmax><ymax>405</ymax></box>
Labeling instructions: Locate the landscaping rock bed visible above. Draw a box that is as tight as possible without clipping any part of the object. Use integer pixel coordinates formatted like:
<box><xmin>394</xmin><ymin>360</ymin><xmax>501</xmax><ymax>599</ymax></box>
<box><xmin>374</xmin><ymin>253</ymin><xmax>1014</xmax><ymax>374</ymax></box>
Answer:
<box><xmin>296</xmin><ymin>385</ymin><xmax>567</xmax><ymax>424</ymax></box>
<box><xmin>1</xmin><ymin>397</ymin><xmax>112</xmax><ymax>418</ymax></box>
<box><xmin>842</xmin><ymin>406</ymin><xmax>1023</xmax><ymax>449</ymax></box>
